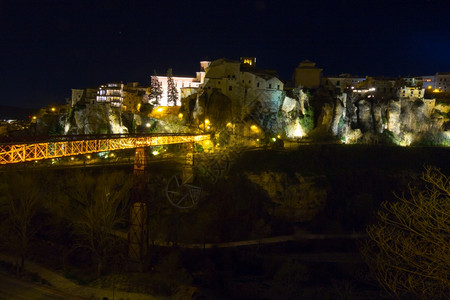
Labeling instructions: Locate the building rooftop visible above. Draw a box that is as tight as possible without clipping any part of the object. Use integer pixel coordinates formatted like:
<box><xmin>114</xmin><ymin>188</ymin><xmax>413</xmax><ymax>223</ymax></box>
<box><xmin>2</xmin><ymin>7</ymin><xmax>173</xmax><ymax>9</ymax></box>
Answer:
<box><xmin>241</xmin><ymin>65</ymin><xmax>278</xmax><ymax>80</ymax></box>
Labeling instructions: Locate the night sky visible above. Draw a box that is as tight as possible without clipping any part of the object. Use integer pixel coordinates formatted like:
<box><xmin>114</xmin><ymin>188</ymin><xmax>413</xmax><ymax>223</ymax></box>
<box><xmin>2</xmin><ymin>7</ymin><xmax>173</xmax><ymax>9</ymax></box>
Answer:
<box><xmin>1</xmin><ymin>0</ymin><xmax>449</xmax><ymax>108</ymax></box>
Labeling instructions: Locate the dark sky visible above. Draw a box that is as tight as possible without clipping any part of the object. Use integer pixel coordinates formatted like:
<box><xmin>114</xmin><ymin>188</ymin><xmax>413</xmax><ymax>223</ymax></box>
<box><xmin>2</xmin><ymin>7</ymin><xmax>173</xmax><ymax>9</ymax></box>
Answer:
<box><xmin>1</xmin><ymin>0</ymin><xmax>449</xmax><ymax>108</ymax></box>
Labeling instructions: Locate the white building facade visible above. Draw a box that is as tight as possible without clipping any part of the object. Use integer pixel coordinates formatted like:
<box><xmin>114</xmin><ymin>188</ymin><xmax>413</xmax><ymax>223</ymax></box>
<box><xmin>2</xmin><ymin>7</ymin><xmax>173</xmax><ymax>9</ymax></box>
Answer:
<box><xmin>151</xmin><ymin>61</ymin><xmax>209</xmax><ymax>106</ymax></box>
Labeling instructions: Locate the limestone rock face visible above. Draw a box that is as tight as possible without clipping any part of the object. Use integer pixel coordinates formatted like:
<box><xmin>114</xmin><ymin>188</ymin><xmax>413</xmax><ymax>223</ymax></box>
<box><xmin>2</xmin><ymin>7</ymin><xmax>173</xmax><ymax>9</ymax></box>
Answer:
<box><xmin>330</xmin><ymin>96</ymin><xmax>345</xmax><ymax>136</ymax></box>
<box><xmin>316</xmin><ymin>102</ymin><xmax>334</xmax><ymax>131</ymax></box>
<box><xmin>400</xmin><ymin>99</ymin><xmax>428</xmax><ymax>132</ymax></box>
<box><xmin>66</xmin><ymin>104</ymin><xmax>128</xmax><ymax>134</ymax></box>
<box><xmin>357</xmin><ymin>100</ymin><xmax>373</xmax><ymax>132</ymax></box>
<box><xmin>373</xmin><ymin>104</ymin><xmax>383</xmax><ymax>133</ymax></box>
<box><xmin>242</xmin><ymin>90</ymin><xmax>284</xmax><ymax>133</ymax></box>
<box><xmin>387</xmin><ymin>100</ymin><xmax>401</xmax><ymax>134</ymax></box>
<box><xmin>280</xmin><ymin>96</ymin><xmax>307</xmax><ymax>138</ymax></box>
<box><xmin>206</xmin><ymin>91</ymin><xmax>233</xmax><ymax>127</ymax></box>
<box><xmin>246</xmin><ymin>172</ymin><xmax>327</xmax><ymax>222</ymax></box>
<box><xmin>281</xmin><ymin>96</ymin><xmax>299</xmax><ymax>114</ymax></box>
<box><xmin>345</xmin><ymin>94</ymin><xmax>358</xmax><ymax>128</ymax></box>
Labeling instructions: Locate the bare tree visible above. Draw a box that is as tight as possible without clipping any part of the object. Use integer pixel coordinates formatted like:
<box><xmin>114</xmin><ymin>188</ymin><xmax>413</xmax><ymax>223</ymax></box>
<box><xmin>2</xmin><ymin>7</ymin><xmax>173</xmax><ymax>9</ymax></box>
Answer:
<box><xmin>361</xmin><ymin>166</ymin><xmax>450</xmax><ymax>299</ymax></box>
<box><xmin>67</xmin><ymin>171</ymin><xmax>132</xmax><ymax>276</ymax></box>
<box><xmin>0</xmin><ymin>172</ymin><xmax>42</xmax><ymax>274</ymax></box>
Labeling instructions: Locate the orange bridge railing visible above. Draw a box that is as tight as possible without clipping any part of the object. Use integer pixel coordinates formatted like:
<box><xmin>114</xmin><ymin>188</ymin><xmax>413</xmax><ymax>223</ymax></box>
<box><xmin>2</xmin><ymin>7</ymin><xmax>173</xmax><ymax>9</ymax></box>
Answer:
<box><xmin>0</xmin><ymin>134</ymin><xmax>210</xmax><ymax>165</ymax></box>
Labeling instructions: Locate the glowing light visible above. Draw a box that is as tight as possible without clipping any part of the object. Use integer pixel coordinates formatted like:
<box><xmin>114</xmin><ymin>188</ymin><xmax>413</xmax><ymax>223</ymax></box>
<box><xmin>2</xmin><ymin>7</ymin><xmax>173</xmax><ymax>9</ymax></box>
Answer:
<box><xmin>399</xmin><ymin>133</ymin><xmax>413</xmax><ymax>147</ymax></box>
<box><xmin>256</xmin><ymin>139</ymin><xmax>260</xmax><ymax>141</ymax></box>
<box><xmin>427</xmin><ymin>86</ymin><xmax>432</xmax><ymax>89</ymax></box>
<box><xmin>250</xmin><ymin>125</ymin><xmax>258</xmax><ymax>131</ymax></box>
<box><xmin>226</xmin><ymin>122</ymin><xmax>232</xmax><ymax>128</ymax></box>
<box><xmin>433</xmin><ymin>89</ymin><xmax>440</xmax><ymax>93</ymax></box>
<box><xmin>243</xmin><ymin>58</ymin><xmax>253</xmax><ymax>65</ymax></box>
<box><xmin>110</xmin><ymin>153</ymin><xmax>114</xmax><ymax>157</ymax></box>
<box><xmin>205</xmin><ymin>119</ymin><xmax>210</xmax><ymax>125</ymax></box>
<box><xmin>137</xmin><ymin>103</ymin><xmax>141</xmax><ymax>111</ymax></box>
<box><xmin>152</xmin><ymin>151</ymin><xmax>159</xmax><ymax>156</ymax></box>
<box><xmin>293</xmin><ymin>125</ymin><xmax>304</xmax><ymax>138</ymax></box>
<box><xmin>70</xmin><ymin>157</ymin><xmax>74</xmax><ymax>160</ymax></box>
<box><xmin>156</xmin><ymin>107</ymin><xmax>164</xmax><ymax>112</ymax></box>
<box><xmin>206</xmin><ymin>126</ymin><xmax>210</xmax><ymax>129</ymax></box>
<box><xmin>277</xmin><ymin>134</ymin><xmax>281</xmax><ymax>139</ymax></box>
<box><xmin>51</xmin><ymin>107</ymin><xmax>56</xmax><ymax>112</ymax></box>
<box><xmin>86</xmin><ymin>155</ymin><xmax>91</xmax><ymax>159</ymax></box>
<box><xmin>146</xmin><ymin>123</ymin><xmax>151</xmax><ymax>127</ymax></box>
<box><xmin>178</xmin><ymin>113</ymin><xmax>183</xmax><ymax>119</ymax></box>
<box><xmin>32</xmin><ymin>116</ymin><xmax>37</xmax><ymax>120</ymax></box>
<box><xmin>272</xmin><ymin>137</ymin><xmax>276</xmax><ymax>142</ymax></box>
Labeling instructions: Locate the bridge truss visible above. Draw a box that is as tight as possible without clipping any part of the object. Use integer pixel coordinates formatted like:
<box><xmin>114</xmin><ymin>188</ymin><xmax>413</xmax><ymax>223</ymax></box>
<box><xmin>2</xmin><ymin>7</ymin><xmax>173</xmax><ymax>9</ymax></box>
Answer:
<box><xmin>0</xmin><ymin>133</ymin><xmax>210</xmax><ymax>165</ymax></box>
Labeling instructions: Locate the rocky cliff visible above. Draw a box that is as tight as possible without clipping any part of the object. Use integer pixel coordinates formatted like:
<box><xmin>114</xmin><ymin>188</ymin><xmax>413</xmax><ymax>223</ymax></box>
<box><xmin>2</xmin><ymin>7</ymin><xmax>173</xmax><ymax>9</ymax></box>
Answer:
<box><xmin>65</xmin><ymin>103</ymin><xmax>128</xmax><ymax>134</ymax></box>
<box><xmin>246</xmin><ymin>172</ymin><xmax>328</xmax><ymax>222</ymax></box>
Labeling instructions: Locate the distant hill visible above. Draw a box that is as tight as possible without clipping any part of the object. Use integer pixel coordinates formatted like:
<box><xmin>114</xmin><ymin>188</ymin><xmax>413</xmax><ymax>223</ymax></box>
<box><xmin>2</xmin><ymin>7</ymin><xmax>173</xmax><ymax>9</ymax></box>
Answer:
<box><xmin>0</xmin><ymin>105</ymin><xmax>39</xmax><ymax>120</ymax></box>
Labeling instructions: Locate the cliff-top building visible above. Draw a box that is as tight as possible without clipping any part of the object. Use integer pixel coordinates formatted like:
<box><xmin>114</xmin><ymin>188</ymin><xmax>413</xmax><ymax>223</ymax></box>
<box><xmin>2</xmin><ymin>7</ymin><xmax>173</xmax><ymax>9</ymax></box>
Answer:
<box><xmin>96</xmin><ymin>82</ymin><xmax>124</xmax><ymax>108</ymax></box>
<box><xmin>71</xmin><ymin>87</ymin><xmax>98</xmax><ymax>106</ymax></box>
<box><xmin>435</xmin><ymin>72</ymin><xmax>450</xmax><ymax>92</ymax></box>
<box><xmin>200</xmin><ymin>57</ymin><xmax>285</xmax><ymax>134</ymax></box>
<box><xmin>151</xmin><ymin>61</ymin><xmax>210</xmax><ymax>106</ymax></box>
<box><xmin>323</xmin><ymin>74</ymin><xmax>365</xmax><ymax>94</ymax></box>
<box><xmin>398</xmin><ymin>86</ymin><xmax>425</xmax><ymax>100</ymax></box>
<box><xmin>123</xmin><ymin>82</ymin><xmax>147</xmax><ymax>113</ymax></box>
<box><xmin>293</xmin><ymin>60</ymin><xmax>322</xmax><ymax>89</ymax></box>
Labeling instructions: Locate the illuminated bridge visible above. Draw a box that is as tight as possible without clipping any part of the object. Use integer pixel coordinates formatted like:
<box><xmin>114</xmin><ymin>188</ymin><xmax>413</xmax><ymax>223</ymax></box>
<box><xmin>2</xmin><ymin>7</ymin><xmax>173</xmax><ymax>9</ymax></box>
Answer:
<box><xmin>0</xmin><ymin>133</ymin><xmax>210</xmax><ymax>165</ymax></box>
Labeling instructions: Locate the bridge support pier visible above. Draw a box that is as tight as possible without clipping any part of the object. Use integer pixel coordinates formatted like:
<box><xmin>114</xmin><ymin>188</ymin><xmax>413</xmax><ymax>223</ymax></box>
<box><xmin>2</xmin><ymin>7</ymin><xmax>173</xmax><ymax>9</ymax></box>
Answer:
<box><xmin>182</xmin><ymin>143</ymin><xmax>195</xmax><ymax>184</ymax></box>
<box><xmin>128</xmin><ymin>147</ymin><xmax>148</xmax><ymax>270</ymax></box>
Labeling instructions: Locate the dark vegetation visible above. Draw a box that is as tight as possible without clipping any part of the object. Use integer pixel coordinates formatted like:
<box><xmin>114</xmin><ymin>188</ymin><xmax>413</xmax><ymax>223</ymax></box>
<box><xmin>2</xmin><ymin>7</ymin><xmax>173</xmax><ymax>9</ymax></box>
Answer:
<box><xmin>0</xmin><ymin>145</ymin><xmax>448</xmax><ymax>298</ymax></box>
<box><xmin>0</xmin><ymin>105</ymin><xmax>38</xmax><ymax>120</ymax></box>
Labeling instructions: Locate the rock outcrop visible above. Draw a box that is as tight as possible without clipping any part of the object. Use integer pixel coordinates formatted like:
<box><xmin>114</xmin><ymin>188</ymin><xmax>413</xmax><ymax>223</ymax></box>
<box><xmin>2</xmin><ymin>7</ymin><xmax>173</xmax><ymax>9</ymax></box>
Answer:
<box><xmin>246</xmin><ymin>172</ymin><xmax>328</xmax><ymax>222</ymax></box>
<box><xmin>65</xmin><ymin>104</ymin><xmax>128</xmax><ymax>134</ymax></box>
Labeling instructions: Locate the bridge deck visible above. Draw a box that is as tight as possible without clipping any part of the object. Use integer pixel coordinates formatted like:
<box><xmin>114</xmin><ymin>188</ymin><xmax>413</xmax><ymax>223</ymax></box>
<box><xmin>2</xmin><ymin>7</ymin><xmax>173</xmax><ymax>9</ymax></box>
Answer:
<box><xmin>0</xmin><ymin>133</ymin><xmax>209</xmax><ymax>164</ymax></box>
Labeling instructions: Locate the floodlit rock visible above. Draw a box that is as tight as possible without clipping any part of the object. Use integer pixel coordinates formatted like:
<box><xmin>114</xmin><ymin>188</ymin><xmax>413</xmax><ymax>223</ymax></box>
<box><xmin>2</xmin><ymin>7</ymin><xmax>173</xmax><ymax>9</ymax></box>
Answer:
<box><xmin>281</xmin><ymin>96</ymin><xmax>299</xmax><ymax>114</ymax></box>
<box><xmin>316</xmin><ymin>102</ymin><xmax>334</xmax><ymax>131</ymax></box>
<box><xmin>357</xmin><ymin>99</ymin><xmax>373</xmax><ymax>132</ymax></box>
<box><xmin>373</xmin><ymin>104</ymin><xmax>383</xmax><ymax>133</ymax></box>
<box><xmin>387</xmin><ymin>100</ymin><xmax>401</xmax><ymax>135</ymax></box>
<box><xmin>285</xmin><ymin>118</ymin><xmax>305</xmax><ymax>139</ymax></box>
<box><xmin>330</xmin><ymin>96</ymin><xmax>345</xmax><ymax>136</ymax></box>
<box><xmin>66</xmin><ymin>103</ymin><xmax>128</xmax><ymax>134</ymax></box>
